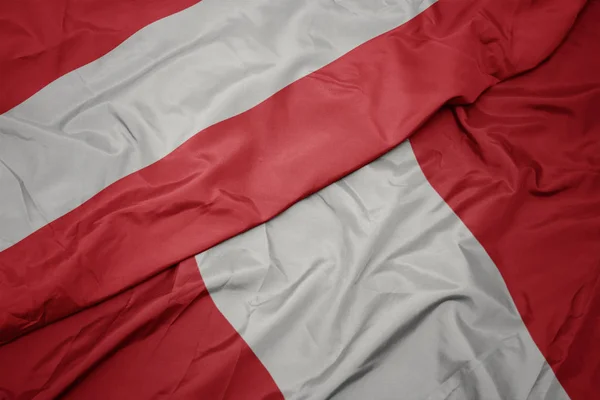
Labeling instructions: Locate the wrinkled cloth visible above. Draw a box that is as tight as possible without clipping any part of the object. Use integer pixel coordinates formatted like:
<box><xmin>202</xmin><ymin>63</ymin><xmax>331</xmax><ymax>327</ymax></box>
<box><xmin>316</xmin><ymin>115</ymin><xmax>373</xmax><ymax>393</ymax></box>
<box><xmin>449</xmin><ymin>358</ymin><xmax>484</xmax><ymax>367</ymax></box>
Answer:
<box><xmin>0</xmin><ymin>0</ymin><xmax>598</xmax><ymax>398</ymax></box>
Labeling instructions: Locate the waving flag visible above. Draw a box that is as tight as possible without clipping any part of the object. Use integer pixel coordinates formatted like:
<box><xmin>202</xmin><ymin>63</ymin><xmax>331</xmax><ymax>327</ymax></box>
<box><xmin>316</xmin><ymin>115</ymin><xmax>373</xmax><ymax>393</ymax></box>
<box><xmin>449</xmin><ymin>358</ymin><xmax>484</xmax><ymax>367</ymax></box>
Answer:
<box><xmin>1</xmin><ymin>0</ymin><xmax>598</xmax><ymax>398</ymax></box>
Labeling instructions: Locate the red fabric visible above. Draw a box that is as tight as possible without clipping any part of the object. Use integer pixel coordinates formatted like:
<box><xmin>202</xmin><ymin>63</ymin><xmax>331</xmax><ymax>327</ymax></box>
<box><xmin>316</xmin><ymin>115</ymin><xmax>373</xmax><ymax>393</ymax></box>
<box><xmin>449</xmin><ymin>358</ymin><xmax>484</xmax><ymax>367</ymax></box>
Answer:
<box><xmin>0</xmin><ymin>0</ymin><xmax>592</xmax><ymax>398</ymax></box>
<box><xmin>0</xmin><ymin>257</ymin><xmax>283</xmax><ymax>399</ymax></box>
<box><xmin>411</xmin><ymin>1</ymin><xmax>600</xmax><ymax>398</ymax></box>
<box><xmin>0</xmin><ymin>0</ymin><xmax>201</xmax><ymax>113</ymax></box>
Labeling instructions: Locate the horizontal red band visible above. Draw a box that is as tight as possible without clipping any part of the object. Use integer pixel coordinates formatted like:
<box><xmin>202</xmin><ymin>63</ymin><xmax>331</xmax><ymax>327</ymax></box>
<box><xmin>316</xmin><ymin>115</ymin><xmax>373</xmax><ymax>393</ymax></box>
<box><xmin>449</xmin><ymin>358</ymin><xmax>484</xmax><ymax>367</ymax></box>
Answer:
<box><xmin>0</xmin><ymin>0</ymin><xmax>200</xmax><ymax>113</ymax></box>
<box><xmin>0</xmin><ymin>0</ymin><xmax>590</xmax><ymax>397</ymax></box>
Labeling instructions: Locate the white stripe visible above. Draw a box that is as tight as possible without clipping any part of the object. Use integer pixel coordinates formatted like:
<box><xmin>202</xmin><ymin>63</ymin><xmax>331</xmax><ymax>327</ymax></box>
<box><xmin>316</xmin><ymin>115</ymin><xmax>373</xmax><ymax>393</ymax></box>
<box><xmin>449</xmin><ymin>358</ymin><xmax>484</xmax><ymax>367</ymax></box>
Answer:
<box><xmin>196</xmin><ymin>141</ymin><xmax>569</xmax><ymax>400</ymax></box>
<box><xmin>0</xmin><ymin>0</ymin><xmax>435</xmax><ymax>250</ymax></box>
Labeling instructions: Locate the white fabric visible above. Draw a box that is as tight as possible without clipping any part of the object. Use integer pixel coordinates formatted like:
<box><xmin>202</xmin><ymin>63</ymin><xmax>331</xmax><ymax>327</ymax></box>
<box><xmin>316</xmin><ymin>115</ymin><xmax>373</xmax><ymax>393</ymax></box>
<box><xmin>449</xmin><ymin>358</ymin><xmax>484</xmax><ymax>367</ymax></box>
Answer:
<box><xmin>0</xmin><ymin>0</ymin><xmax>435</xmax><ymax>251</ymax></box>
<box><xmin>196</xmin><ymin>141</ymin><xmax>569</xmax><ymax>400</ymax></box>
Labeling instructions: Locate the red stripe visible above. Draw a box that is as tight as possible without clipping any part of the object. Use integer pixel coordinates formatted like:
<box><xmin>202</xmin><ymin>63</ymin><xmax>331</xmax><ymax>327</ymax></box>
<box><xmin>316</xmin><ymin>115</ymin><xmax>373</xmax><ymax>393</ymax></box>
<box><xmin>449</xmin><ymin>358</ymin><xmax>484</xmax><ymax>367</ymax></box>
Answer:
<box><xmin>411</xmin><ymin>2</ymin><xmax>600</xmax><ymax>398</ymax></box>
<box><xmin>0</xmin><ymin>257</ymin><xmax>283</xmax><ymax>399</ymax></box>
<box><xmin>0</xmin><ymin>0</ymin><xmax>587</xmax><ymax>397</ymax></box>
<box><xmin>0</xmin><ymin>0</ymin><xmax>200</xmax><ymax>114</ymax></box>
